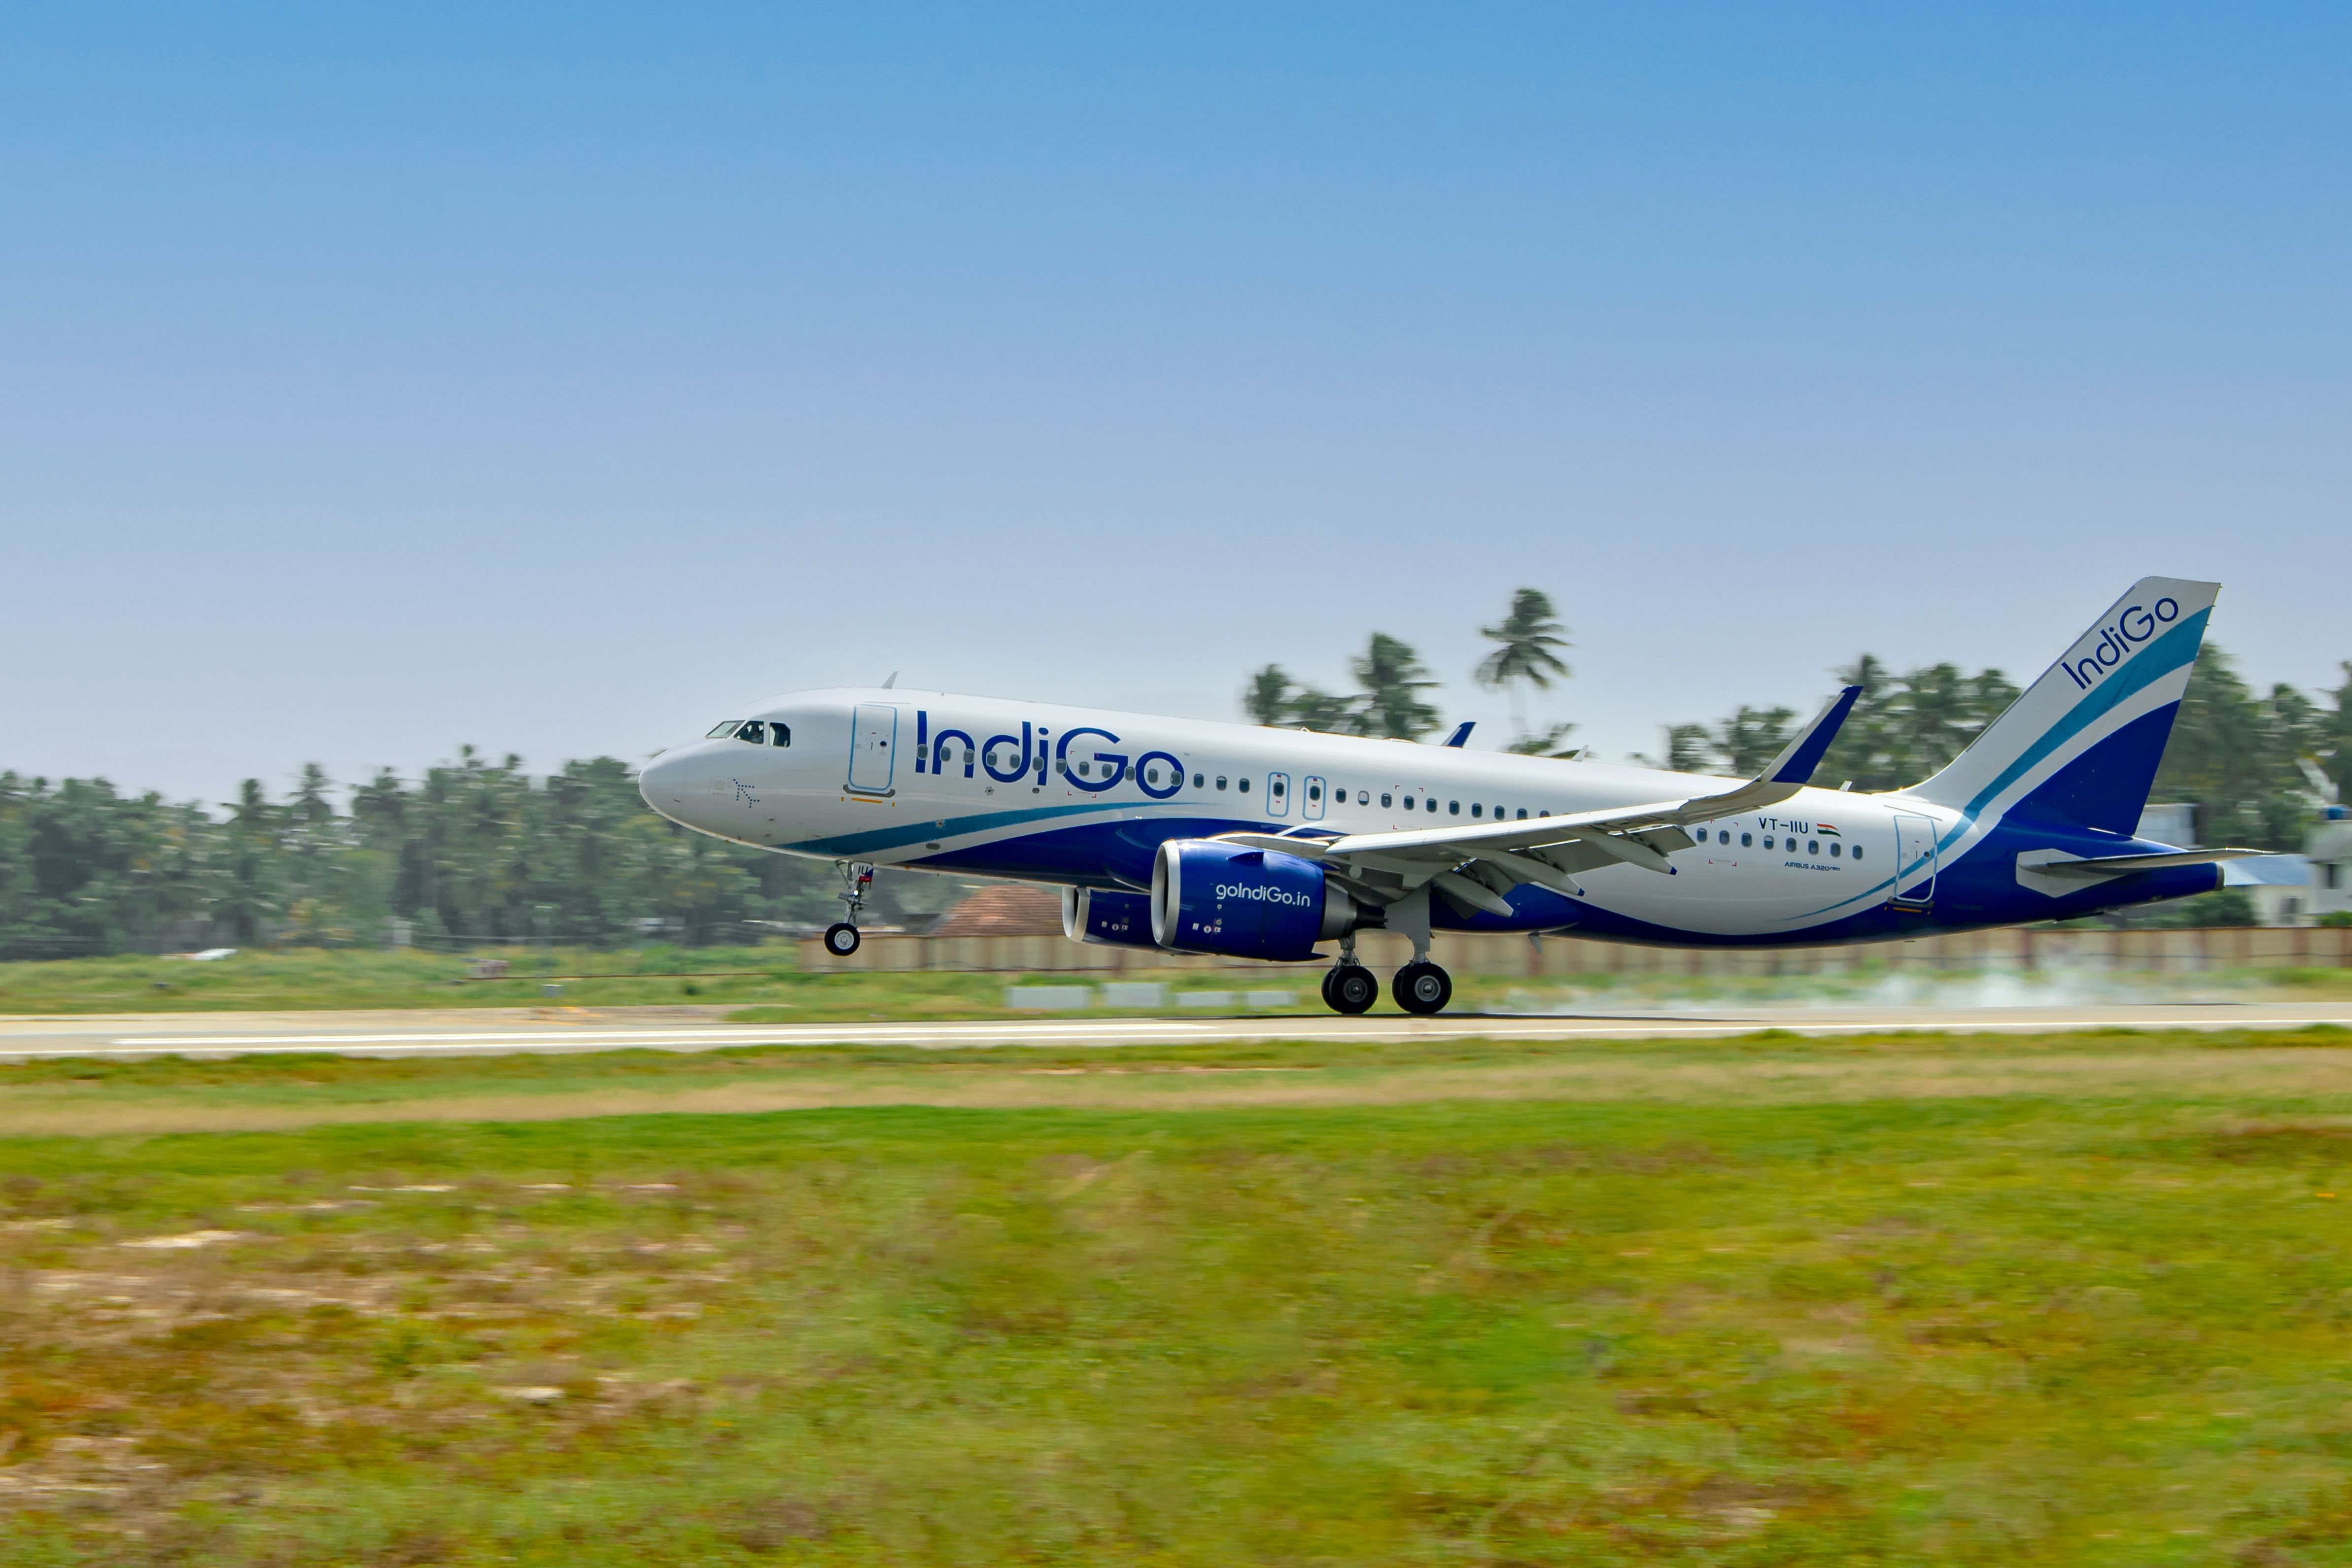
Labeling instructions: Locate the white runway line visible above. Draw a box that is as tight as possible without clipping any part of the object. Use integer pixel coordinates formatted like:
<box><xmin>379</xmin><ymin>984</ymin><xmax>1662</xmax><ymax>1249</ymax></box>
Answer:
<box><xmin>0</xmin><ymin>1004</ymin><xmax>2340</xmax><ymax>1060</ymax></box>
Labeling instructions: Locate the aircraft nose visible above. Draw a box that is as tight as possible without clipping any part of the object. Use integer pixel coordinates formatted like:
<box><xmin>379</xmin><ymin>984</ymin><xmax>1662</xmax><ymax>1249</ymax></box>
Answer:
<box><xmin>638</xmin><ymin>751</ymin><xmax>692</xmax><ymax>815</ymax></box>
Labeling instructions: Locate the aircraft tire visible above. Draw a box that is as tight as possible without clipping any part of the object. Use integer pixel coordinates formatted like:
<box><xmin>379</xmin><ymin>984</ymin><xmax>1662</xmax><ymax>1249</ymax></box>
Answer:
<box><xmin>1392</xmin><ymin>961</ymin><xmax>1452</xmax><ymax>1016</ymax></box>
<box><xmin>823</xmin><ymin>921</ymin><xmax>862</xmax><ymax>957</ymax></box>
<box><xmin>1324</xmin><ymin>964</ymin><xmax>1379</xmax><ymax>1015</ymax></box>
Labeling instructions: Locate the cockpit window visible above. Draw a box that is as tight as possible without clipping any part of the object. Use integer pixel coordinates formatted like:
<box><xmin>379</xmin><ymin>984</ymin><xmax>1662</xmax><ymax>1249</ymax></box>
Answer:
<box><xmin>770</xmin><ymin>724</ymin><xmax>791</xmax><ymax>748</ymax></box>
<box><xmin>737</xmin><ymin>720</ymin><xmax>767</xmax><ymax>745</ymax></box>
<box><xmin>707</xmin><ymin>721</ymin><xmax>743</xmax><ymax>739</ymax></box>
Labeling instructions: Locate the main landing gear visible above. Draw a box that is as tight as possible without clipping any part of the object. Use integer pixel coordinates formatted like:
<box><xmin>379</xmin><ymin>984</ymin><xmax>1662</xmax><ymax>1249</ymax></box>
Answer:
<box><xmin>1321</xmin><ymin>963</ymin><xmax>1379</xmax><ymax>1015</ymax></box>
<box><xmin>824</xmin><ymin>861</ymin><xmax>875</xmax><ymax>957</ymax></box>
<box><xmin>1391</xmin><ymin>961</ymin><xmax>1452</xmax><ymax>1016</ymax></box>
<box><xmin>1317</xmin><ymin>933</ymin><xmax>1452</xmax><ymax>1016</ymax></box>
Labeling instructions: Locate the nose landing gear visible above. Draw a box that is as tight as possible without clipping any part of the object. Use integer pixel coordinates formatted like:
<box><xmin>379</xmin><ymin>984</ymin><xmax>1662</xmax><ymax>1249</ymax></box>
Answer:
<box><xmin>824</xmin><ymin>862</ymin><xmax>875</xmax><ymax>957</ymax></box>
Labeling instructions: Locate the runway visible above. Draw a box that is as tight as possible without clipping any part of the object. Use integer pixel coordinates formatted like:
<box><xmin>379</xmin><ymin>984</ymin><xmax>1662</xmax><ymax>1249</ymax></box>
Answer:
<box><xmin>2</xmin><ymin>1001</ymin><xmax>2351</xmax><ymax>1061</ymax></box>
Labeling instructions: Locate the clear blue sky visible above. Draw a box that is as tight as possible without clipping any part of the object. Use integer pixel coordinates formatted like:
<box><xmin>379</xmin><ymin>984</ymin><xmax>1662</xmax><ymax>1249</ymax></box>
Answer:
<box><xmin>4</xmin><ymin>5</ymin><xmax>2347</xmax><ymax>802</ymax></box>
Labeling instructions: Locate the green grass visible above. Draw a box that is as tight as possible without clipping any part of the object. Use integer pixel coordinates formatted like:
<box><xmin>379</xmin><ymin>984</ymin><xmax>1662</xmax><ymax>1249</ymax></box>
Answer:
<box><xmin>0</xmin><ymin>947</ymin><xmax>1330</xmax><ymax>1020</ymax></box>
<box><xmin>9</xmin><ymin>1032</ymin><xmax>2352</xmax><ymax>1562</ymax></box>
<box><xmin>11</xmin><ymin>943</ymin><xmax>2352</xmax><ymax>1023</ymax></box>
<box><xmin>0</xmin><ymin>947</ymin><xmax>1198</xmax><ymax>1020</ymax></box>
<box><xmin>0</xmin><ymin>1023</ymin><xmax>2349</xmax><ymax>1139</ymax></box>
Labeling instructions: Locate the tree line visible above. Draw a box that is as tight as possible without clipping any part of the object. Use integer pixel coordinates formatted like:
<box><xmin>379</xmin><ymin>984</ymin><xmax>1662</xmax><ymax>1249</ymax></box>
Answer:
<box><xmin>0</xmin><ymin>750</ymin><xmax>893</xmax><ymax>961</ymax></box>
<box><xmin>6</xmin><ymin>597</ymin><xmax>2345</xmax><ymax>960</ymax></box>
<box><xmin>1245</xmin><ymin>588</ymin><xmax>2352</xmax><ymax>854</ymax></box>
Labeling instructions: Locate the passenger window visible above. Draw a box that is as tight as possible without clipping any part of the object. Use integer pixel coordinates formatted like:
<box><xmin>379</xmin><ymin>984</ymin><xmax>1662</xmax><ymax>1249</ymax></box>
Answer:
<box><xmin>1194</xmin><ymin>773</ymin><xmax>1205</xmax><ymax>788</ymax></box>
<box><xmin>1449</xmin><ymin>800</ymin><xmax>1460</xmax><ymax>815</ymax></box>
<box><xmin>1273</xmin><ymin>780</ymin><xmax>1285</xmax><ymax>798</ymax></box>
<box><xmin>1852</xmin><ymin>845</ymin><xmax>1864</xmax><ymax>861</ymax></box>
<box><xmin>772</xmin><ymin>724</ymin><xmax>791</xmax><ymax>747</ymax></box>
<box><xmin>1358</xmin><ymin>790</ymin><xmax>1369</xmax><ymax>804</ymax></box>
<box><xmin>1426</xmin><ymin>797</ymin><xmax>1437</xmax><ymax>812</ymax></box>
<box><xmin>737</xmin><ymin>720</ymin><xmax>766</xmax><ymax>745</ymax></box>
<box><xmin>1740</xmin><ymin>831</ymin><xmax>1752</xmax><ymax>847</ymax></box>
<box><xmin>1381</xmin><ymin>793</ymin><xmax>1392</xmax><ymax>808</ymax></box>
<box><xmin>1305</xmin><ymin>783</ymin><xmax>1317</xmax><ymax>801</ymax></box>
<box><xmin>1057</xmin><ymin>760</ymin><xmax>1069</xmax><ymax>775</ymax></box>
<box><xmin>1763</xmin><ymin>835</ymin><xmax>1774</xmax><ymax>850</ymax></box>
<box><xmin>1808</xmin><ymin>840</ymin><xmax>1820</xmax><ymax>855</ymax></box>
<box><xmin>1471</xmin><ymin>803</ymin><xmax>1483</xmax><ymax>818</ymax></box>
<box><xmin>1216</xmin><ymin>776</ymin><xmax>1228</xmax><ymax>790</ymax></box>
<box><xmin>1830</xmin><ymin>841</ymin><xmax>1842</xmax><ymax>857</ymax></box>
<box><xmin>707</xmin><ymin>720</ymin><xmax>742</xmax><ymax>738</ymax></box>
<box><xmin>1403</xmin><ymin>796</ymin><xmax>1415</xmax><ymax>810</ymax></box>
<box><xmin>1239</xmin><ymin>778</ymin><xmax>1250</xmax><ymax>792</ymax></box>
<box><xmin>1516</xmin><ymin>809</ymin><xmax>1527</xmax><ymax>819</ymax></box>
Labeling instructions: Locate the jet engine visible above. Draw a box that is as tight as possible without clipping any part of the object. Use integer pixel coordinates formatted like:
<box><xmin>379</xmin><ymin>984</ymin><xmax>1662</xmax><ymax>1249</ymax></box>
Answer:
<box><xmin>1060</xmin><ymin>886</ymin><xmax>1157</xmax><ymax>948</ymax></box>
<box><xmin>1149</xmin><ymin>839</ymin><xmax>1358</xmax><ymax>961</ymax></box>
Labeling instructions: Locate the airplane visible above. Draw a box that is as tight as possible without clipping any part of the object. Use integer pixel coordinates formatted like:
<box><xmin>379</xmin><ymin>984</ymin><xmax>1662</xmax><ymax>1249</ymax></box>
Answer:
<box><xmin>639</xmin><ymin>577</ymin><xmax>2253</xmax><ymax>1015</ymax></box>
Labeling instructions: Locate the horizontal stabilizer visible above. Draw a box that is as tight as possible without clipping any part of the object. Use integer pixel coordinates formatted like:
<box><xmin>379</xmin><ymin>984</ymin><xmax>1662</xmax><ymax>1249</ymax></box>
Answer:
<box><xmin>2029</xmin><ymin>847</ymin><xmax>2262</xmax><ymax>878</ymax></box>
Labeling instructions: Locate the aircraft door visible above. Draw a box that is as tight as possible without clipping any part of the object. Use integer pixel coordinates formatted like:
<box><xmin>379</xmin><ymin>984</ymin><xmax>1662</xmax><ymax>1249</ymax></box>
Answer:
<box><xmin>1891</xmin><ymin>813</ymin><xmax>1937</xmax><ymax>907</ymax></box>
<box><xmin>1266</xmin><ymin>772</ymin><xmax>1290</xmax><ymax>818</ymax></box>
<box><xmin>1302</xmin><ymin>775</ymin><xmax>1327</xmax><ymax>821</ymax></box>
<box><xmin>847</xmin><ymin>705</ymin><xmax>898</xmax><ymax>795</ymax></box>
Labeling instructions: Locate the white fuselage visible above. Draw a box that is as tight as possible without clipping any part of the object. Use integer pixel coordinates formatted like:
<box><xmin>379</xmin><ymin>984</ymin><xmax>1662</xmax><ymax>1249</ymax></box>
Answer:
<box><xmin>638</xmin><ymin>687</ymin><xmax>1956</xmax><ymax>942</ymax></box>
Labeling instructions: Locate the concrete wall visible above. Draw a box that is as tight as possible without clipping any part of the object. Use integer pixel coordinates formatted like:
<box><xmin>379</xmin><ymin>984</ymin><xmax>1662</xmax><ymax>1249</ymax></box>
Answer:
<box><xmin>801</xmin><ymin>925</ymin><xmax>2352</xmax><ymax>976</ymax></box>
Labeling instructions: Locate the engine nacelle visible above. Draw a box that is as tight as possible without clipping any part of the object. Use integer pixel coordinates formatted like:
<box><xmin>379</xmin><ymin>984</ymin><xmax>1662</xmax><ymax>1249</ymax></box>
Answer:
<box><xmin>1060</xmin><ymin>886</ymin><xmax>1157</xmax><ymax>948</ymax></box>
<box><xmin>1149</xmin><ymin>839</ymin><xmax>1357</xmax><ymax>961</ymax></box>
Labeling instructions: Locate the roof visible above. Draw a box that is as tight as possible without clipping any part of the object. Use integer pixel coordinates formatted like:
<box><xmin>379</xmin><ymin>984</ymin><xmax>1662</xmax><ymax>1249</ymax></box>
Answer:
<box><xmin>928</xmin><ymin>883</ymin><xmax>1066</xmax><ymax>938</ymax></box>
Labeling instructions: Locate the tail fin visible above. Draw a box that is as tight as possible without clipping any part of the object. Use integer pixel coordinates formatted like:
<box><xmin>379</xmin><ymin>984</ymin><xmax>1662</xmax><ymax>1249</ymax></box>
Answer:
<box><xmin>1907</xmin><ymin>577</ymin><xmax>2217</xmax><ymax>833</ymax></box>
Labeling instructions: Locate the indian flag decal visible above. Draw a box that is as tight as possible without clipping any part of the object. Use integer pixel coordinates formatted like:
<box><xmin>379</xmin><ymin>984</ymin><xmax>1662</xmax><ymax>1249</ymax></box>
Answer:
<box><xmin>1817</xmin><ymin>823</ymin><xmax>1841</xmax><ymax>836</ymax></box>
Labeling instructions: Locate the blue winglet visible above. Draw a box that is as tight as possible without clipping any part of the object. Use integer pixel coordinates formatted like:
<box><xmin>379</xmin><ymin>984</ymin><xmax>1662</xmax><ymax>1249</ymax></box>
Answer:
<box><xmin>1766</xmin><ymin>685</ymin><xmax>1863</xmax><ymax>784</ymax></box>
<box><xmin>1441</xmin><ymin>721</ymin><xmax>1475</xmax><ymax>748</ymax></box>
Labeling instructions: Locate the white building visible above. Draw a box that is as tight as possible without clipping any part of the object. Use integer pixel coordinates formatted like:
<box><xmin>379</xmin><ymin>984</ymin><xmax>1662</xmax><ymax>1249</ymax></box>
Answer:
<box><xmin>2311</xmin><ymin>814</ymin><xmax>2352</xmax><ymax>922</ymax></box>
<box><xmin>2138</xmin><ymin>802</ymin><xmax>2316</xmax><ymax>927</ymax></box>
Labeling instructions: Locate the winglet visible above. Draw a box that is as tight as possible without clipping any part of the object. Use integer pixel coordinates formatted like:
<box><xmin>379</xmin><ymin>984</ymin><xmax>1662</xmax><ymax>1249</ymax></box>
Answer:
<box><xmin>1762</xmin><ymin>685</ymin><xmax>1862</xmax><ymax>785</ymax></box>
<box><xmin>1441</xmin><ymin>721</ymin><xmax>1474</xmax><ymax>748</ymax></box>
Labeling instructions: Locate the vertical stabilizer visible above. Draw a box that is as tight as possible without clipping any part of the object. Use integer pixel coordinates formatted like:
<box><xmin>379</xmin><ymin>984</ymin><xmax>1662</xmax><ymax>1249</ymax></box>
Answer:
<box><xmin>1907</xmin><ymin>578</ymin><xmax>2217</xmax><ymax>833</ymax></box>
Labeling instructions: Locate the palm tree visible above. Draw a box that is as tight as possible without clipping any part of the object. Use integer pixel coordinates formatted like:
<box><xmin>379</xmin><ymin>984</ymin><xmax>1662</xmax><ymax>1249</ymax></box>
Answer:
<box><xmin>1353</xmin><ymin>633</ymin><xmax>1442</xmax><ymax>740</ymax></box>
<box><xmin>1286</xmin><ymin>684</ymin><xmax>1366</xmax><ymax>735</ymax></box>
<box><xmin>1243</xmin><ymin>665</ymin><xmax>1293</xmax><ymax>726</ymax></box>
<box><xmin>1476</xmin><ymin>588</ymin><xmax>1573</xmax><ymax>740</ymax></box>
<box><xmin>1507</xmin><ymin>721</ymin><xmax>1580</xmax><ymax>758</ymax></box>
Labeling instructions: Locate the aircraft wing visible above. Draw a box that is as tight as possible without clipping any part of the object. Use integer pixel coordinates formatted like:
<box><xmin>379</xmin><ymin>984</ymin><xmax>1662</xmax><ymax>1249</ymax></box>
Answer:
<box><xmin>1215</xmin><ymin>685</ymin><xmax>1862</xmax><ymax>911</ymax></box>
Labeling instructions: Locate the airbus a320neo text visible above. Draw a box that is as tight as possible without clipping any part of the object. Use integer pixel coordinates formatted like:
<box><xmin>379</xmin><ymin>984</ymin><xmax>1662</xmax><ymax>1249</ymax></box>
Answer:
<box><xmin>640</xmin><ymin>577</ymin><xmax>2249</xmax><ymax>1016</ymax></box>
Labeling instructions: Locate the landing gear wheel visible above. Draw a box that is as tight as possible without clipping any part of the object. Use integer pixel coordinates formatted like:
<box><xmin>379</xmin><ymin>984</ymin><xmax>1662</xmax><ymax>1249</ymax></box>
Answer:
<box><xmin>823</xmin><ymin>921</ymin><xmax>862</xmax><ymax>957</ymax></box>
<box><xmin>1323</xmin><ymin>965</ymin><xmax>1379</xmax><ymax>1015</ymax></box>
<box><xmin>1392</xmin><ymin>961</ymin><xmax>1452</xmax><ymax>1016</ymax></box>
